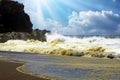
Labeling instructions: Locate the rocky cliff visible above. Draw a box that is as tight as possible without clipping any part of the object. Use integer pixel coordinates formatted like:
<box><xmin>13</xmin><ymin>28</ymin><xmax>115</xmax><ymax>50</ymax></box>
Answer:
<box><xmin>0</xmin><ymin>0</ymin><xmax>50</xmax><ymax>42</ymax></box>
<box><xmin>0</xmin><ymin>29</ymin><xmax>50</xmax><ymax>42</ymax></box>
<box><xmin>0</xmin><ymin>0</ymin><xmax>33</xmax><ymax>33</ymax></box>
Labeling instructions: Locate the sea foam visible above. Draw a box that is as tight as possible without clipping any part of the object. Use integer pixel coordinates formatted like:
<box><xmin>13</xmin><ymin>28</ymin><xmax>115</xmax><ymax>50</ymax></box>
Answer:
<box><xmin>0</xmin><ymin>33</ymin><xmax>120</xmax><ymax>58</ymax></box>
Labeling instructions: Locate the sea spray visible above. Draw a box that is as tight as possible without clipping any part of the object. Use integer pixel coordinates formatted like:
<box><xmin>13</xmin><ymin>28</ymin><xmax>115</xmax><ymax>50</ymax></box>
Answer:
<box><xmin>0</xmin><ymin>33</ymin><xmax>120</xmax><ymax>58</ymax></box>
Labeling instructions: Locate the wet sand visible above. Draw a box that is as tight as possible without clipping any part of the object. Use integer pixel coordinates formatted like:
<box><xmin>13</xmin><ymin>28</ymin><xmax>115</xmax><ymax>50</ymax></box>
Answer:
<box><xmin>0</xmin><ymin>51</ymin><xmax>120</xmax><ymax>80</ymax></box>
<box><xmin>0</xmin><ymin>61</ymin><xmax>48</xmax><ymax>80</ymax></box>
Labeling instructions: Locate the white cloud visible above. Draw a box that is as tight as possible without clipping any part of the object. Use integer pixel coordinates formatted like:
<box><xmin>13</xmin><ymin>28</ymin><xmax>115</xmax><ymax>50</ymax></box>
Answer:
<box><xmin>44</xmin><ymin>10</ymin><xmax>120</xmax><ymax>35</ymax></box>
<box><xmin>15</xmin><ymin>0</ymin><xmax>120</xmax><ymax>35</ymax></box>
<box><xmin>14</xmin><ymin>0</ymin><xmax>120</xmax><ymax>35</ymax></box>
<box><xmin>31</xmin><ymin>10</ymin><xmax>120</xmax><ymax>35</ymax></box>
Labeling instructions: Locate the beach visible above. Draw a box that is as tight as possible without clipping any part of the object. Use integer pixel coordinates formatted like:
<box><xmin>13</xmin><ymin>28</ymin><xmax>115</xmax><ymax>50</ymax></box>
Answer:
<box><xmin>0</xmin><ymin>51</ymin><xmax>120</xmax><ymax>80</ymax></box>
<box><xmin>0</xmin><ymin>61</ymin><xmax>48</xmax><ymax>80</ymax></box>
<box><xmin>1</xmin><ymin>0</ymin><xmax>120</xmax><ymax>80</ymax></box>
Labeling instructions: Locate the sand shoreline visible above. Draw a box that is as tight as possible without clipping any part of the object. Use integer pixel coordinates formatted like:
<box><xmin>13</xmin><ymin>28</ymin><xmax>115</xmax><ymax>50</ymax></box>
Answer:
<box><xmin>0</xmin><ymin>51</ymin><xmax>120</xmax><ymax>80</ymax></box>
<box><xmin>0</xmin><ymin>60</ymin><xmax>49</xmax><ymax>80</ymax></box>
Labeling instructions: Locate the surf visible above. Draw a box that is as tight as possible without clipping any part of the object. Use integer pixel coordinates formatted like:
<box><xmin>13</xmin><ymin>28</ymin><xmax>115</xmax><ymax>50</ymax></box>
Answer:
<box><xmin>0</xmin><ymin>32</ymin><xmax>120</xmax><ymax>58</ymax></box>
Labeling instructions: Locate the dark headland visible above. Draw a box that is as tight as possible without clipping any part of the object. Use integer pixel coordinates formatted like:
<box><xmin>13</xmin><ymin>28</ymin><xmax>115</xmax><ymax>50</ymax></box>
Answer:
<box><xmin>0</xmin><ymin>0</ymin><xmax>50</xmax><ymax>43</ymax></box>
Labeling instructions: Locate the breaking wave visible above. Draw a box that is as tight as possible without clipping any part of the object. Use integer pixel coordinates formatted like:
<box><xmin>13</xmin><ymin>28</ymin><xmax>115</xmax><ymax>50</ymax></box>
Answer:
<box><xmin>0</xmin><ymin>32</ymin><xmax>120</xmax><ymax>58</ymax></box>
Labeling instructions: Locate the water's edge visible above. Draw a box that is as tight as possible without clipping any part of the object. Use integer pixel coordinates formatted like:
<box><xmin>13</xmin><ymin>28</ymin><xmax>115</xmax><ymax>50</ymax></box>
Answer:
<box><xmin>0</xmin><ymin>51</ymin><xmax>120</xmax><ymax>80</ymax></box>
<box><xmin>0</xmin><ymin>51</ymin><xmax>56</xmax><ymax>80</ymax></box>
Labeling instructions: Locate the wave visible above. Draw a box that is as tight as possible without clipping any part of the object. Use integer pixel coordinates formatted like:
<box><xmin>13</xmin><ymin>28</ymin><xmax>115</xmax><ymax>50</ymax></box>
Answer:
<box><xmin>0</xmin><ymin>33</ymin><xmax>120</xmax><ymax>58</ymax></box>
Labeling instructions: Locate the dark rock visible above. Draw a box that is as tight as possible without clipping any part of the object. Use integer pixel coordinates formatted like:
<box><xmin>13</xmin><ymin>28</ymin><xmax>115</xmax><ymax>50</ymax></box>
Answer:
<box><xmin>72</xmin><ymin>52</ymin><xmax>85</xmax><ymax>57</ymax></box>
<box><xmin>0</xmin><ymin>0</ymin><xmax>33</xmax><ymax>33</ymax></box>
<box><xmin>31</xmin><ymin>29</ymin><xmax>50</xmax><ymax>41</ymax></box>
<box><xmin>107</xmin><ymin>54</ymin><xmax>115</xmax><ymax>59</ymax></box>
<box><xmin>0</xmin><ymin>32</ymin><xmax>31</xmax><ymax>42</ymax></box>
<box><xmin>0</xmin><ymin>0</ymin><xmax>50</xmax><ymax>42</ymax></box>
<box><xmin>91</xmin><ymin>53</ymin><xmax>105</xmax><ymax>58</ymax></box>
<box><xmin>0</xmin><ymin>29</ymin><xmax>50</xmax><ymax>42</ymax></box>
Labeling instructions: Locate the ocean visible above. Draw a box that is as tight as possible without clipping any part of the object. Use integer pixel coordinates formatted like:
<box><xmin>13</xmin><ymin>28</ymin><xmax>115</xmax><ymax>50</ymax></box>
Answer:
<box><xmin>0</xmin><ymin>33</ymin><xmax>120</xmax><ymax>58</ymax></box>
<box><xmin>0</xmin><ymin>33</ymin><xmax>120</xmax><ymax>80</ymax></box>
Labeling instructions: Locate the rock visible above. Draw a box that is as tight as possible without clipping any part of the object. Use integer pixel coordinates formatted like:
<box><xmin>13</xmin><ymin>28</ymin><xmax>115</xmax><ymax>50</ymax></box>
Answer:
<box><xmin>72</xmin><ymin>52</ymin><xmax>85</xmax><ymax>57</ymax></box>
<box><xmin>0</xmin><ymin>29</ymin><xmax>50</xmax><ymax>43</ymax></box>
<box><xmin>0</xmin><ymin>32</ymin><xmax>31</xmax><ymax>42</ymax></box>
<box><xmin>0</xmin><ymin>0</ymin><xmax>50</xmax><ymax>42</ymax></box>
<box><xmin>91</xmin><ymin>53</ymin><xmax>105</xmax><ymax>58</ymax></box>
<box><xmin>0</xmin><ymin>0</ymin><xmax>32</xmax><ymax>33</ymax></box>
<box><xmin>31</xmin><ymin>29</ymin><xmax>50</xmax><ymax>41</ymax></box>
<box><xmin>107</xmin><ymin>54</ymin><xmax>115</xmax><ymax>59</ymax></box>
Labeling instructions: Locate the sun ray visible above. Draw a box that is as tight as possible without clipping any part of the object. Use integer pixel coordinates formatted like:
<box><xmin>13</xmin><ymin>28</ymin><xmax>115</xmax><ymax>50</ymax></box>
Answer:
<box><xmin>40</xmin><ymin>0</ymin><xmax>57</xmax><ymax>19</ymax></box>
<box><xmin>59</xmin><ymin>0</ymin><xmax>81</xmax><ymax>11</ymax></box>
<box><xmin>35</xmin><ymin>0</ymin><xmax>44</xmax><ymax>24</ymax></box>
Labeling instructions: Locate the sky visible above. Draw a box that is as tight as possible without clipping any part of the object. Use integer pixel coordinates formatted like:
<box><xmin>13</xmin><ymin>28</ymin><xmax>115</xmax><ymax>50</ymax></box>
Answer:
<box><xmin>14</xmin><ymin>0</ymin><xmax>120</xmax><ymax>35</ymax></box>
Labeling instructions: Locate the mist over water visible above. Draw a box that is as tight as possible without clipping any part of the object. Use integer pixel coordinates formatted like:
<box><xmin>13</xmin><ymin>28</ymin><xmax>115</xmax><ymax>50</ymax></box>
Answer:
<box><xmin>0</xmin><ymin>32</ymin><xmax>120</xmax><ymax>57</ymax></box>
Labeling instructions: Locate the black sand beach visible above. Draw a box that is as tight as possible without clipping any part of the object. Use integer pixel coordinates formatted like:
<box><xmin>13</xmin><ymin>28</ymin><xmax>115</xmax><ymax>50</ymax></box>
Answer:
<box><xmin>0</xmin><ymin>61</ymin><xmax>48</xmax><ymax>80</ymax></box>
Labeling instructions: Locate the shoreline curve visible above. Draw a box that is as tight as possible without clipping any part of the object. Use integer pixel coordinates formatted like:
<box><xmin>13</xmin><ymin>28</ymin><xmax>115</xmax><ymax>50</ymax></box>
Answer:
<box><xmin>0</xmin><ymin>60</ymin><xmax>51</xmax><ymax>80</ymax></box>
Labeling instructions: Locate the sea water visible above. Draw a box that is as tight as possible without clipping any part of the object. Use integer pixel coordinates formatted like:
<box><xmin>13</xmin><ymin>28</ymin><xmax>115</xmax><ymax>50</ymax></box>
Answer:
<box><xmin>0</xmin><ymin>33</ymin><xmax>120</xmax><ymax>80</ymax></box>
<box><xmin>0</xmin><ymin>33</ymin><xmax>120</xmax><ymax>57</ymax></box>
<box><xmin>0</xmin><ymin>52</ymin><xmax>120</xmax><ymax>80</ymax></box>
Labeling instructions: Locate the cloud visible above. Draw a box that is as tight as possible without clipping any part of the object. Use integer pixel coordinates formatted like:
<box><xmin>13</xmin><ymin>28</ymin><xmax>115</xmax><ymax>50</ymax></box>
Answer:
<box><xmin>43</xmin><ymin>10</ymin><xmax>120</xmax><ymax>35</ymax></box>
<box><xmin>27</xmin><ymin>10</ymin><xmax>120</xmax><ymax>35</ymax></box>
<box><xmin>112</xmin><ymin>0</ymin><xmax>116</xmax><ymax>2</ymax></box>
<box><xmin>15</xmin><ymin>0</ymin><xmax>120</xmax><ymax>35</ymax></box>
<box><xmin>67</xmin><ymin>10</ymin><xmax>120</xmax><ymax>35</ymax></box>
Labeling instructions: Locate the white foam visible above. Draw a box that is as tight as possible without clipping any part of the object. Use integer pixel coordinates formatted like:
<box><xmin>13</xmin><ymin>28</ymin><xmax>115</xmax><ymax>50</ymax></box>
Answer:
<box><xmin>0</xmin><ymin>33</ymin><xmax>120</xmax><ymax>56</ymax></box>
